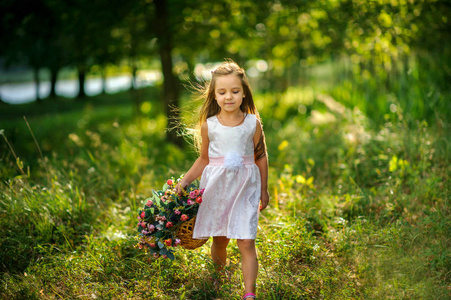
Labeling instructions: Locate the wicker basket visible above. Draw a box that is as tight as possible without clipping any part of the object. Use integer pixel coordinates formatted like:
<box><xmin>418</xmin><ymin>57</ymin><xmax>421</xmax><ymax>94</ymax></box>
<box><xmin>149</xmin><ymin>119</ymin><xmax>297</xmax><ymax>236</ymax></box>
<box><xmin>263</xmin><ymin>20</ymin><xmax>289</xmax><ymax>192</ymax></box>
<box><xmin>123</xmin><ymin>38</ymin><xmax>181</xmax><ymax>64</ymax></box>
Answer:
<box><xmin>176</xmin><ymin>216</ymin><xmax>208</xmax><ymax>250</ymax></box>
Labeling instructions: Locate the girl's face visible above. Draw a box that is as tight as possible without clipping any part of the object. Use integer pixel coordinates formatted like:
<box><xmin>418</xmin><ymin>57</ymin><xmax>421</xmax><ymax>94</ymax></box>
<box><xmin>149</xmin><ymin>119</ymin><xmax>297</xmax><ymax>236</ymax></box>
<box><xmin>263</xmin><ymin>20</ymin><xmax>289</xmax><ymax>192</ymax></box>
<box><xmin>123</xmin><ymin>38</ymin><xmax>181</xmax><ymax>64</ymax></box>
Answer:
<box><xmin>214</xmin><ymin>74</ymin><xmax>245</xmax><ymax>114</ymax></box>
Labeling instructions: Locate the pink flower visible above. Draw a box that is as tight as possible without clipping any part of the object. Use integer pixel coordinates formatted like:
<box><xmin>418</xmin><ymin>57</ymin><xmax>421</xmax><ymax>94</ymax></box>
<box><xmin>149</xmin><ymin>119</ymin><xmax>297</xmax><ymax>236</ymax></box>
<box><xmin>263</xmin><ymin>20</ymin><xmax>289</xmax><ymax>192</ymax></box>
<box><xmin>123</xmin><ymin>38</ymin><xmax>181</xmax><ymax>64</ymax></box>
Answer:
<box><xmin>160</xmin><ymin>216</ymin><xmax>166</xmax><ymax>221</ymax></box>
<box><xmin>166</xmin><ymin>222</ymin><xmax>173</xmax><ymax>228</ymax></box>
<box><xmin>146</xmin><ymin>200</ymin><xmax>153</xmax><ymax>207</ymax></box>
<box><xmin>189</xmin><ymin>191</ymin><xmax>196</xmax><ymax>199</ymax></box>
<box><xmin>174</xmin><ymin>209</ymin><xmax>181</xmax><ymax>215</ymax></box>
<box><xmin>181</xmin><ymin>214</ymin><xmax>189</xmax><ymax>221</ymax></box>
<box><xmin>138</xmin><ymin>244</ymin><xmax>143</xmax><ymax>249</ymax></box>
<box><xmin>162</xmin><ymin>254</ymin><xmax>168</xmax><ymax>259</ymax></box>
<box><xmin>175</xmin><ymin>238</ymin><xmax>181</xmax><ymax>245</ymax></box>
<box><xmin>167</xmin><ymin>179</ymin><xmax>174</xmax><ymax>185</ymax></box>
<box><xmin>148</xmin><ymin>224</ymin><xmax>155</xmax><ymax>231</ymax></box>
<box><xmin>187</xmin><ymin>199</ymin><xmax>195</xmax><ymax>205</ymax></box>
<box><xmin>140</xmin><ymin>211</ymin><xmax>145</xmax><ymax>219</ymax></box>
<box><xmin>200</xmin><ymin>188</ymin><xmax>205</xmax><ymax>195</ymax></box>
<box><xmin>164</xmin><ymin>238</ymin><xmax>172</xmax><ymax>246</ymax></box>
<box><xmin>153</xmin><ymin>253</ymin><xmax>159</xmax><ymax>258</ymax></box>
<box><xmin>161</xmin><ymin>196</ymin><xmax>167</xmax><ymax>202</ymax></box>
<box><xmin>149</xmin><ymin>242</ymin><xmax>156</xmax><ymax>248</ymax></box>
<box><xmin>141</xmin><ymin>222</ymin><xmax>146</xmax><ymax>228</ymax></box>
<box><xmin>196</xmin><ymin>197</ymin><xmax>202</xmax><ymax>204</ymax></box>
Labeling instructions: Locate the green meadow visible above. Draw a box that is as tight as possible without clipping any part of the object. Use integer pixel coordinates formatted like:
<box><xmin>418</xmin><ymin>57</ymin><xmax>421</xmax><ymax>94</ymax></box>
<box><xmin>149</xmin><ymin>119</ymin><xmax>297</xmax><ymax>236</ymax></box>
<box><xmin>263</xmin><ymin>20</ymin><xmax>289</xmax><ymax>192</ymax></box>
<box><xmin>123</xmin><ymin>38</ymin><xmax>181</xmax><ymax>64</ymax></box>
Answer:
<box><xmin>0</xmin><ymin>61</ymin><xmax>449</xmax><ymax>299</ymax></box>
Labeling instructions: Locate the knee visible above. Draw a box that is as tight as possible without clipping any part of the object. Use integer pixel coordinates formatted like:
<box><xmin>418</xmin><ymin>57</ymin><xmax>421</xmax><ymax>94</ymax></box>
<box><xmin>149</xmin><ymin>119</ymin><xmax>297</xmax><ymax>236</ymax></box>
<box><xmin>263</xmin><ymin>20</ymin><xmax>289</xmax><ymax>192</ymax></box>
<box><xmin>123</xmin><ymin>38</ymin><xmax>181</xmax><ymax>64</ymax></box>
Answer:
<box><xmin>213</xmin><ymin>236</ymin><xmax>230</xmax><ymax>248</ymax></box>
<box><xmin>237</xmin><ymin>239</ymin><xmax>256</xmax><ymax>252</ymax></box>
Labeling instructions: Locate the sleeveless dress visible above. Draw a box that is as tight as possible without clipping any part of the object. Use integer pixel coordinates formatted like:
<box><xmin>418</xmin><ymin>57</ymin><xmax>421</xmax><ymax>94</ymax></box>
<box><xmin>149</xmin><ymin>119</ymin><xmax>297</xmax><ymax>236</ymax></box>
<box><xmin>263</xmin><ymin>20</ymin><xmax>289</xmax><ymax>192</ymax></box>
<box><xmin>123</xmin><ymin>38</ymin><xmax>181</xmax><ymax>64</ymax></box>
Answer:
<box><xmin>193</xmin><ymin>113</ymin><xmax>261</xmax><ymax>240</ymax></box>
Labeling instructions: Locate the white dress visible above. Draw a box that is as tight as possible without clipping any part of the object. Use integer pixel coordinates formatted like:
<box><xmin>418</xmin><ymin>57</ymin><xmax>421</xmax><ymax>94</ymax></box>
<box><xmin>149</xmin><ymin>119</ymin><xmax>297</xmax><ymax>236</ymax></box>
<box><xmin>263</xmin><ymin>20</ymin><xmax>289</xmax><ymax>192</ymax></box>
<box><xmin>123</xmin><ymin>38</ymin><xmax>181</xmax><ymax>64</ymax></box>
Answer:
<box><xmin>193</xmin><ymin>114</ymin><xmax>261</xmax><ymax>240</ymax></box>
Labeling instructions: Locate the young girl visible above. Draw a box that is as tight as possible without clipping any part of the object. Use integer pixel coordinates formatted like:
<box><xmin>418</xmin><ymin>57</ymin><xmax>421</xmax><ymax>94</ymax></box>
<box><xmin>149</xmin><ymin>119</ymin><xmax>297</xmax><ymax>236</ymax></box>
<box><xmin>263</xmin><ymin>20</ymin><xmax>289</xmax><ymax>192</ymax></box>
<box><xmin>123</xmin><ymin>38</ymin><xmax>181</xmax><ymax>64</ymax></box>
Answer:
<box><xmin>175</xmin><ymin>60</ymin><xmax>269</xmax><ymax>299</ymax></box>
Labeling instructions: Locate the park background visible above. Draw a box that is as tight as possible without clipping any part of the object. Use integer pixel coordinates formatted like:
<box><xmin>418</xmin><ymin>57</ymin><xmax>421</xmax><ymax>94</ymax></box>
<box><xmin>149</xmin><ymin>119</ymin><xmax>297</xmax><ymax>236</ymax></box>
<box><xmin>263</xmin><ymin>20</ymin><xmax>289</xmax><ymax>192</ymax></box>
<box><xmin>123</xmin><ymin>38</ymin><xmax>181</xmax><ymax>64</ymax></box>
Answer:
<box><xmin>0</xmin><ymin>0</ymin><xmax>450</xmax><ymax>299</ymax></box>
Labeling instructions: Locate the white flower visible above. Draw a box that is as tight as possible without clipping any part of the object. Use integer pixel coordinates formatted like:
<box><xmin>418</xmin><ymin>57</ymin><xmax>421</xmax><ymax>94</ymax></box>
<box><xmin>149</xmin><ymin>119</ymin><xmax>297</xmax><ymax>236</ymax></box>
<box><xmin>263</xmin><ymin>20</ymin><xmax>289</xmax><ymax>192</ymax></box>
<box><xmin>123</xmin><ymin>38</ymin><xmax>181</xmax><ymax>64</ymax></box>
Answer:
<box><xmin>224</xmin><ymin>151</ymin><xmax>244</xmax><ymax>171</ymax></box>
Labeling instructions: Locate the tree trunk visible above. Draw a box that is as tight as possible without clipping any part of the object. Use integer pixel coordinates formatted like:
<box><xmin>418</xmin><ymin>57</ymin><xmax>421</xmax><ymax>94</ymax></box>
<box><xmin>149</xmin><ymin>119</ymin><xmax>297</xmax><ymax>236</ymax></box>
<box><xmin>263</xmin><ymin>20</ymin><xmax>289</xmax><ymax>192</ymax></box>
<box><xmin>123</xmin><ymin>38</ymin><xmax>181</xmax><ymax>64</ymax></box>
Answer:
<box><xmin>33</xmin><ymin>67</ymin><xmax>41</xmax><ymax>102</ymax></box>
<box><xmin>101</xmin><ymin>67</ymin><xmax>107</xmax><ymax>94</ymax></box>
<box><xmin>130</xmin><ymin>63</ymin><xmax>137</xmax><ymax>91</ymax></box>
<box><xmin>77</xmin><ymin>65</ymin><xmax>86</xmax><ymax>98</ymax></box>
<box><xmin>154</xmin><ymin>0</ymin><xmax>182</xmax><ymax>147</ymax></box>
<box><xmin>49</xmin><ymin>67</ymin><xmax>59</xmax><ymax>98</ymax></box>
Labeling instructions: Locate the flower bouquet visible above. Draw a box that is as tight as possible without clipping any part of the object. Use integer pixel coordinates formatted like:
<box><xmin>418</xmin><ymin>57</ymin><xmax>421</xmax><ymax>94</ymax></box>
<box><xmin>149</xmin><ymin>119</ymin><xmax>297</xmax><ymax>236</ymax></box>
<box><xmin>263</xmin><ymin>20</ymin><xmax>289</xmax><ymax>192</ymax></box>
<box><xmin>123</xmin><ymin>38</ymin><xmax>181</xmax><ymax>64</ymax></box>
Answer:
<box><xmin>136</xmin><ymin>176</ymin><xmax>207</xmax><ymax>260</ymax></box>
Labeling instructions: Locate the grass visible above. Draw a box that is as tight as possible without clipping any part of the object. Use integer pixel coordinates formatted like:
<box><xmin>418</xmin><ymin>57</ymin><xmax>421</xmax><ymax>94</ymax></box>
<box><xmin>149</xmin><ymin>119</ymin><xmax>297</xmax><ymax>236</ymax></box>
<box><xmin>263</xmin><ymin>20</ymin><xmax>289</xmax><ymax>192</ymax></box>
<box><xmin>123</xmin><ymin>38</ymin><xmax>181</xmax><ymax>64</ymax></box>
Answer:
<box><xmin>0</xmin><ymin>63</ymin><xmax>450</xmax><ymax>299</ymax></box>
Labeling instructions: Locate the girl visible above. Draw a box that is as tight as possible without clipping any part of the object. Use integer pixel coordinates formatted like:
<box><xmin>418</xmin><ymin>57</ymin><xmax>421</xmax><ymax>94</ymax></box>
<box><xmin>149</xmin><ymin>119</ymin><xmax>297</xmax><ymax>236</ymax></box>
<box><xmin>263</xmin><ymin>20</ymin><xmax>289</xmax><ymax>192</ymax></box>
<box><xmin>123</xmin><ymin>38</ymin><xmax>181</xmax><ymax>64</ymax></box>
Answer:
<box><xmin>176</xmin><ymin>60</ymin><xmax>269</xmax><ymax>300</ymax></box>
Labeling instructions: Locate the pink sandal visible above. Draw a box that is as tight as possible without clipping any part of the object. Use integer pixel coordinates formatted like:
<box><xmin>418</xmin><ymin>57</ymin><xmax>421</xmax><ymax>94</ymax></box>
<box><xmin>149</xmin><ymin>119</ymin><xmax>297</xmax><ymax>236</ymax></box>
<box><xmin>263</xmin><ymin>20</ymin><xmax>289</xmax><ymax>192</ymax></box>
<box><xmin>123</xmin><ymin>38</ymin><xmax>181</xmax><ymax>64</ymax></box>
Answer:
<box><xmin>243</xmin><ymin>293</ymin><xmax>257</xmax><ymax>299</ymax></box>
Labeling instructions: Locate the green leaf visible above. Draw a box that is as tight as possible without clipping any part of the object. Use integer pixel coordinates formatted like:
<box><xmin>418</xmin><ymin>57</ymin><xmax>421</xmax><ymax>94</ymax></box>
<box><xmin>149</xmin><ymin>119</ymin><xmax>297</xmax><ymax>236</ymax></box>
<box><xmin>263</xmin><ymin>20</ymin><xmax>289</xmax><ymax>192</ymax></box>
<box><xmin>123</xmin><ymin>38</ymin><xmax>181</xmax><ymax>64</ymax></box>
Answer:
<box><xmin>167</xmin><ymin>251</ymin><xmax>175</xmax><ymax>261</ymax></box>
<box><xmin>158</xmin><ymin>241</ymin><xmax>164</xmax><ymax>249</ymax></box>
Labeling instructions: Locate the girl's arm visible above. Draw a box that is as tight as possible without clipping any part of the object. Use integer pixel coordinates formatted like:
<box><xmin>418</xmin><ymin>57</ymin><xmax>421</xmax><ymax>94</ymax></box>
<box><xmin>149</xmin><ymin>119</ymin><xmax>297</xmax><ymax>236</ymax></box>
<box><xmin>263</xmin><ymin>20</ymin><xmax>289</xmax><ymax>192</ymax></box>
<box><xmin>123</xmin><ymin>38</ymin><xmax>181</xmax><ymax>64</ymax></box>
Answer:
<box><xmin>176</xmin><ymin>122</ymin><xmax>209</xmax><ymax>193</ymax></box>
<box><xmin>254</xmin><ymin>119</ymin><xmax>270</xmax><ymax>210</ymax></box>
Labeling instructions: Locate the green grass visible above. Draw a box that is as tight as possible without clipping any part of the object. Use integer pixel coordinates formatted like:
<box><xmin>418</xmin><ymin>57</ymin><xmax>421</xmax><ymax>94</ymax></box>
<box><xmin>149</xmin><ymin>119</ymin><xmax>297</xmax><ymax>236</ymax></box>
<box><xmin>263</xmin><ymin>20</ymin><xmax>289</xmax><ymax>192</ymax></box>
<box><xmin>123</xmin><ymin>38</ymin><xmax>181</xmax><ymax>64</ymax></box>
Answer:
<box><xmin>0</xmin><ymin>66</ymin><xmax>450</xmax><ymax>299</ymax></box>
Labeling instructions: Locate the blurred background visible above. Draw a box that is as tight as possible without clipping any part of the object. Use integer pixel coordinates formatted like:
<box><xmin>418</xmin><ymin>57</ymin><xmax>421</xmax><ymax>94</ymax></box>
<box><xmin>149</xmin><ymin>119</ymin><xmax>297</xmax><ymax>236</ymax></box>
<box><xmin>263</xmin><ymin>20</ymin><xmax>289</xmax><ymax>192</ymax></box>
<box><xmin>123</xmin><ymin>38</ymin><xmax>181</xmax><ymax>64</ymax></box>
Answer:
<box><xmin>1</xmin><ymin>1</ymin><xmax>449</xmax><ymax>120</ymax></box>
<box><xmin>0</xmin><ymin>1</ymin><xmax>450</xmax><ymax>299</ymax></box>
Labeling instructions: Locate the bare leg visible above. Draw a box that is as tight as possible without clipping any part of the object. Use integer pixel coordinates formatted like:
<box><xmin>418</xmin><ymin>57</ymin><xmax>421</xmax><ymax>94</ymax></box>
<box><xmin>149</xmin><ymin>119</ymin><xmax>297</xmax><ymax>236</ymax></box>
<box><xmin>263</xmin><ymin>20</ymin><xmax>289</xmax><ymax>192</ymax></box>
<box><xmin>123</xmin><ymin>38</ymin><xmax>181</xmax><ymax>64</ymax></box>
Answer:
<box><xmin>211</xmin><ymin>236</ymin><xmax>230</xmax><ymax>273</ymax></box>
<box><xmin>237</xmin><ymin>239</ymin><xmax>258</xmax><ymax>295</ymax></box>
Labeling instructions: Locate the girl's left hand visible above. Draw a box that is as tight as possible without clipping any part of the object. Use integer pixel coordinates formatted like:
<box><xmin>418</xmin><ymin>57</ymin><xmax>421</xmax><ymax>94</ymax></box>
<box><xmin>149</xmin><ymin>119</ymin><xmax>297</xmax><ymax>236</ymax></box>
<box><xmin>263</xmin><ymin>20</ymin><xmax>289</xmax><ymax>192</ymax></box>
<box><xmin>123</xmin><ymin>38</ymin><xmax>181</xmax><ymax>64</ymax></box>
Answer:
<box><xmin>259</xmin><ymin>189</ymin><xmax>270</xmax><ymax>211</ymax></box>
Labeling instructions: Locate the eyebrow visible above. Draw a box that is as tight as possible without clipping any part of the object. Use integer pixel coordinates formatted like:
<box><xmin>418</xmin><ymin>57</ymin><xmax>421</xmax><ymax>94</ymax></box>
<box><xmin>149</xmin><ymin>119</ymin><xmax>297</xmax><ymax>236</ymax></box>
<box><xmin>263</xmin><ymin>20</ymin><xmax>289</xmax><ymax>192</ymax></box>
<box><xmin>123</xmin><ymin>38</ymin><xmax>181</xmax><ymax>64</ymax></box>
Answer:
<box><xmin>216</xmin><ymin>87</ymin><xmax>241</xmax><ymax>90</ymax></box>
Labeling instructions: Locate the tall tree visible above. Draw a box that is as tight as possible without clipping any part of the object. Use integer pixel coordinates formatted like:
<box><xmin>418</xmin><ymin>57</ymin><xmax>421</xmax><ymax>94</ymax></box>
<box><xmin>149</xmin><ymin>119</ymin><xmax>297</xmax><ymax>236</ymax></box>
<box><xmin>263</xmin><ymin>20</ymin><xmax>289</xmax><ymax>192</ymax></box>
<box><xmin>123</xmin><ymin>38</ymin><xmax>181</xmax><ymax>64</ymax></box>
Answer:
<box><xmin>154</xmin><ymin>0</ymin><xmax>182</xmax><ymax>146</ymax></box>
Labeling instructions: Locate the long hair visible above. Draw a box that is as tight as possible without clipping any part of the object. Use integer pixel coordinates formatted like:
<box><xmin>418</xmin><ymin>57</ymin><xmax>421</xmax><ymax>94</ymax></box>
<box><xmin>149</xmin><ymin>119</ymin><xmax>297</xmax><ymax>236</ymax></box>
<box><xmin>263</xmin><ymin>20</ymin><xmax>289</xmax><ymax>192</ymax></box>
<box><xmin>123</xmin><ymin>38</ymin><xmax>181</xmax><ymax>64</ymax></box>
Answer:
<box><xmin>189</xmin><ymin>59</ymin><xmax>267</xmax><ymax>161</ymax></box>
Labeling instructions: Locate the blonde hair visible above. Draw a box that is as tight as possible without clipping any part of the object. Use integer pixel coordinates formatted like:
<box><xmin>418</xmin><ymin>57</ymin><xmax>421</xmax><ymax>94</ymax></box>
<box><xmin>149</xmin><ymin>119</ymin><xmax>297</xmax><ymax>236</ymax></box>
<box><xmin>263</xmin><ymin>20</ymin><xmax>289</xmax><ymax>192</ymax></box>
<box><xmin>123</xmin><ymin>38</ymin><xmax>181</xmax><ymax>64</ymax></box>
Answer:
<box><xmin>188</xmin><ymin>59</ymin><xmax>267</xmax><ymax>161</ymax></box>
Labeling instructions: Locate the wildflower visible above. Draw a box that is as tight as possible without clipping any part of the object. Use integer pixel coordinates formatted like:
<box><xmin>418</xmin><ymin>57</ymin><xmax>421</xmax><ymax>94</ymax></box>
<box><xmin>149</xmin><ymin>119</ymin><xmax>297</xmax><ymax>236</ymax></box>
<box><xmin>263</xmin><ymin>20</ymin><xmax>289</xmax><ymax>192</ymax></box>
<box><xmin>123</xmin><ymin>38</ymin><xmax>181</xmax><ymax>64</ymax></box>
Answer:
<box><xmin>200</xmin><ymin>188</ymin><xmax>205</xmax><ymax>194</ymax></box>
<box><xmin>162</xmin><ymin>254</ymin><xmax>168</xmax><ymax>259</ymax></box>
<box><xmin>167</xmin><ymin>179</ymin><xmax>174</xmax><ymax>185</ymax></box>
<box><xmin>140</xmin><ymin>211</ymin><xmax>146</xmax><ymax>219</ymax></box>
<box><xmin>175</xmin><ymin>238</ymin><xmax>181</xmax><ymax>245</ymax></box>
<box><xmin>189</xmin><ymin>191</ymin><xmax>196</xmax><ymax>199</ymax></box>
<box><xmin>166</xmin><ymin>221</ymin><xmax>173</xmax><ymax>228</ymax></box>
<box><xmin>138</xmin><ymin>244</ymin><xmax>143</xmax><ymax>249</ymax></box>
<box><xmin>180</xmin><ymin>214</ymin><xmax>189</xmax><ymax>221</ymax></box>
<box><xmin>174</xmin><ymin>209</ymin><xmax>181</xmax><ymax>215</ymax></box>
<box><xmin>142</xmin><ymin>230</ymin><xmax>148</xmax><ymax>235</ymax></box>
<box><xmin>153</xmin><ymin>253</ymin><xmax>159</xmax><ymax>258</ymax></box>
<box><xmin>146</xmin><ymin>200</ymin><xmax>153</xmax><ymax>207</ymax></box>
<box><xmin>148</xmin><ymin>224</ymin><xmax>155</xmax><ymax>231</ymax></box>
<box><xmin>160</xmin><ymin>216</ymin><xmax>166</xmax><ymax>221</ymax></box>
<box><xmin>187</xmin><ymin>199</ymin><xmax>195</xmax><ymax>205</ymax></box>
<box><xmin>161</xmin><ymin>196</ymin><xmax>167</xmax><ymax>202</ymax></box>
<box><xmin>141</xmin><ymin>222</ymin><xmax>146</xmax><ymax>228</ymax></box>
<box><xmin>196</xmin><ymin>197</ymin><xmax>202</xmax><ymax>204</ymax></box>
<box><xmin>164</xmin><ymin>238</ymin><xmax>172</xmax><ymax>246</ymax></box>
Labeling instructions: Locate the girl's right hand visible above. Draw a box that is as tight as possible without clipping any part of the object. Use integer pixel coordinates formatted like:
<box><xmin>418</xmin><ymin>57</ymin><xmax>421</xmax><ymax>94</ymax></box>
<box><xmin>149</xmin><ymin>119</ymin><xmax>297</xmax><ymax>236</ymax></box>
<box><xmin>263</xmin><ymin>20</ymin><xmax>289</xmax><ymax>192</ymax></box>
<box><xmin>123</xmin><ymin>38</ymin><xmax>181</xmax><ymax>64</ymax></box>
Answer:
<box><xmin>175</xmin><ymin>180</ymin><xmax>188</xmax><ymax>195</ymax></box>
